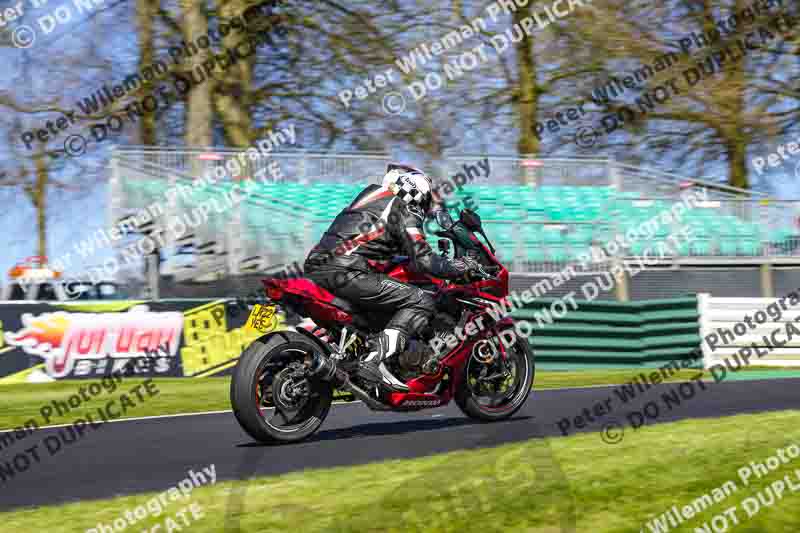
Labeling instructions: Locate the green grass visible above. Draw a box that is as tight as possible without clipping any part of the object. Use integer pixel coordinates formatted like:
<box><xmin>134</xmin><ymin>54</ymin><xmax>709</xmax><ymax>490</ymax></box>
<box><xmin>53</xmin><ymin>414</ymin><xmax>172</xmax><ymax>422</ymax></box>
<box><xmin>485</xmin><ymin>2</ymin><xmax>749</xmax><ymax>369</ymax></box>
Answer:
<box><xmin>0</xmin><ymin>378</ymin><xmax>231</xmax><ymax>430</ymax></box>
<box><xmin>534</xmin><ymin>368</ymin><xmax>705</xmax><ymax>389</ymax></box>
<box><xmin>3</xmin><ymin>410</ymin><xmax>800</xmax><ymax>532</ymax></box>
<box><xmin>0</xmin><ymin>367</ymin><xmax>792</xmax><ymax>431</ymax></box>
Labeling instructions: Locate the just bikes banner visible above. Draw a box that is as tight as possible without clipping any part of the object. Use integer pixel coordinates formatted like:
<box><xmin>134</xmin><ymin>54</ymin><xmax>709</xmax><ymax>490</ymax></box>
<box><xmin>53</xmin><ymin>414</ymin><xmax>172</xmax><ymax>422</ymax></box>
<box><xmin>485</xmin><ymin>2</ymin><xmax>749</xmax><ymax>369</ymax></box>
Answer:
<box><xmin>0</xmin><ymin>299</ymin><xmax>284</xmax><ymax>382</ymax></box>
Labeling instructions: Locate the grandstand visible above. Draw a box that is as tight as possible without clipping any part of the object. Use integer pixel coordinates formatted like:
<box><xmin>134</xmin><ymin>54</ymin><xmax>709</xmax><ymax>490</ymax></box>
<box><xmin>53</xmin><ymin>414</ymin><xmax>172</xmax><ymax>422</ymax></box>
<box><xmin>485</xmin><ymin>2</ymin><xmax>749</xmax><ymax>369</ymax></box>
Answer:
<box><xmin>109</xmin><ymin>148</ymin><xmax>800</xmax><ymax>300</ymax></box>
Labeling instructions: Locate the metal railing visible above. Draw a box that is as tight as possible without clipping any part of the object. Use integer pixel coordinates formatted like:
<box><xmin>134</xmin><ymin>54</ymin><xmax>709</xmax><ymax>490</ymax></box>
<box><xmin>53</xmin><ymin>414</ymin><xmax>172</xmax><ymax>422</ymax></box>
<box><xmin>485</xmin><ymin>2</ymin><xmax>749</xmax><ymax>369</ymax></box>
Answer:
<box><xmin>443</xmin><ymin>155</ymin><xmax>611</xmax><ymax>187</ymax></box>
<box><xmin>442</xmin><ymin>156</ymin><xmax>762</xmax><ymax>199</ymax></box>
<box><xmin>611</xmin><ymin>162</ymin><xmax>765</xmax><ymax>199</ymax></box>
<box><xmin>114</xmin><ymin>147</ymin><xmax>391</xmax><ymax>184</ymax></box>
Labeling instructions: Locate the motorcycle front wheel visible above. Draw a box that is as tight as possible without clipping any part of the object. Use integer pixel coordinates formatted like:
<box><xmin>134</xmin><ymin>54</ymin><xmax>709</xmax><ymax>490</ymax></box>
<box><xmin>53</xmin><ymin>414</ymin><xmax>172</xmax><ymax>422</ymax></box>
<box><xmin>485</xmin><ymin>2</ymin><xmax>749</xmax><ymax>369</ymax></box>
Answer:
<box><xmin>454</xmin><ymin>331</ymin><xmax>535</xmax><ymax>421</ymax></box>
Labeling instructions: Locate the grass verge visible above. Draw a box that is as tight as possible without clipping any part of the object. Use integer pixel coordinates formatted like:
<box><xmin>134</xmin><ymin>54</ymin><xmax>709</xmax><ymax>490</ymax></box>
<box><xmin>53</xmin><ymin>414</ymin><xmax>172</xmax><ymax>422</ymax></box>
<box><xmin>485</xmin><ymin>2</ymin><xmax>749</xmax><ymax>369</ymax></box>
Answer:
<box><xmin>2</xmin><ymin>410</ymin><xmax>799</xmax><ymax>532</ymax></box>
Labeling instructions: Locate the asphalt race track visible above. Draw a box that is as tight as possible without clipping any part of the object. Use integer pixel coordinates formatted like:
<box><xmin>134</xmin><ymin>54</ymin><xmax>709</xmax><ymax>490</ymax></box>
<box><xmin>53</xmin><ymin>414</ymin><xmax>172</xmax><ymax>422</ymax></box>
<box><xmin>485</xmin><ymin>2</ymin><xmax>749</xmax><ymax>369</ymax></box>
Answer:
<box><xmin>1</xmin><ymin>377</ymin><xmax>799</xmax><ymax>511</ymax></box>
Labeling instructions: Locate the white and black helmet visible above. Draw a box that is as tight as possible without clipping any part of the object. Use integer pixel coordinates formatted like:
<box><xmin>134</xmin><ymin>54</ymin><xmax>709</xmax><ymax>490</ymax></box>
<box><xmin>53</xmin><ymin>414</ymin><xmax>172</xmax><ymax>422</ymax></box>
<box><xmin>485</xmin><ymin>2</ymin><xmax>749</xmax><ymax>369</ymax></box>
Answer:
<box><xmin>382</xmin><ymin>163</ymin><xmax>433</xmax><ymax>215</ymax></box>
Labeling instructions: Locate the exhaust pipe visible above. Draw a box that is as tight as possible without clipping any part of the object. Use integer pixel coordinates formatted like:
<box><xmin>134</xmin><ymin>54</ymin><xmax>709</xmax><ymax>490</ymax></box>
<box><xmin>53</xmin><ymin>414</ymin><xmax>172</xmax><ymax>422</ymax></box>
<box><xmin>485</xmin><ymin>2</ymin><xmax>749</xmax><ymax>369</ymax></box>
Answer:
<box><xmin>307</xmin><ymin>352</ymin><xmax>348</xmax><ymax>387</ymax></box>
<box><xmin>307</xmin><ymin>352</ymin><xmax>391</xmax><ymax>411</ymax></box>
<box><xmin>343</xmin><ymin>380</ymin><xmax>392</xmax><ymax>411</ymax></box>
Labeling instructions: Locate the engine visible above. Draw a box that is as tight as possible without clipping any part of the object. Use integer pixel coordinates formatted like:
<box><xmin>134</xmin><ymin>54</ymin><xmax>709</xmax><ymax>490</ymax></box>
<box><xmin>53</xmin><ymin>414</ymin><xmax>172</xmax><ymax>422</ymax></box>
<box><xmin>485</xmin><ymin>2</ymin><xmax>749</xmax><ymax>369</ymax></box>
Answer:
<box><xmin>393</xmin><ymin>310</ymin><xmax>460</xmax><ymax>379</ymax></box>
<box><xmin>396</xmin><ymin>339</ymin><xmax>434</xmax><ymax>374</ymax></box>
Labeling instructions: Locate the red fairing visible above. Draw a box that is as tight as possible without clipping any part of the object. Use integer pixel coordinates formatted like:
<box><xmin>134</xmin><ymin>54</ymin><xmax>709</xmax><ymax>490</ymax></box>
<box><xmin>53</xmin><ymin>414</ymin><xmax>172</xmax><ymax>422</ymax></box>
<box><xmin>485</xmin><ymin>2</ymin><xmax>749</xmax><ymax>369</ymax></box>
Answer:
<box><xmin>262</xmin><ymin>277</ymin><xmax>352</xmax><ymax>324</ymax></box>
<box><xmin>499</xmin><ymin>267</ymin><xmax>509</xmax><ymax>295</ymax></box>
<box><xmin>300</xmin><ymin>300</ymin><xmax>352</xmax><ymax>325</ymax></box>
<box><xmin>467</xmin><ymin>235</ymin><xmax>509</xmax><ymax>296</ymax></box>
<box><xmin>386</xmin><ymin>391</ymin><xmax>451</xmax><ymax>408</ymax></box>
<box><xmin>468</xmin><ymin>267</ymin><xmax>509</xmax><ymax>297</ymax></box>
<box><xmin>262</xmin><ymin>277</ymin><xmax>336</xmax><ymax>303</ymax></box>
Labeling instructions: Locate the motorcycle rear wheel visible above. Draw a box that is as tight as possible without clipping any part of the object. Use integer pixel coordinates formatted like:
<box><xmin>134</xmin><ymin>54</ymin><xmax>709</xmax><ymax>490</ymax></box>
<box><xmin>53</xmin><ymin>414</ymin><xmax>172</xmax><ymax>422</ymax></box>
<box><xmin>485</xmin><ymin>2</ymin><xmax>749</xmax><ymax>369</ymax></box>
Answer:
<box><xmin>230</xmin><ymin>331</ymin><xmax>333</xmax><ymax>443</ymax></box>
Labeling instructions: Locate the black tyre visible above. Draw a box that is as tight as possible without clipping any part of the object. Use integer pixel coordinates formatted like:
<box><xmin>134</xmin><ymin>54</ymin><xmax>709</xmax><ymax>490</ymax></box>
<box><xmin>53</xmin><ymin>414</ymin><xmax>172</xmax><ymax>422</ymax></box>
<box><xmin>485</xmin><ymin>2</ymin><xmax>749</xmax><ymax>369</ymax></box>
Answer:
<box><xmin>230</xmin><ymin>330</ymin><xmax>333</xmax><ymax>443</ymax></box>
<box><xmin>455</xmin><ymin>332</ymin><xmax>535</xmax><ymax>422</ymax></box>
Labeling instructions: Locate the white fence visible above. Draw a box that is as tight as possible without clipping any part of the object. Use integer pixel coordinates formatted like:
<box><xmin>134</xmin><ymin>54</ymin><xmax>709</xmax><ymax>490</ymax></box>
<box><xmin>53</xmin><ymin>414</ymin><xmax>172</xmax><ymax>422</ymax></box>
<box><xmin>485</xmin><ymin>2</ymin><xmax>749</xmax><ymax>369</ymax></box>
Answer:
<box><xmin>698</xmin><ymin>293</ymin><xmax>800</xmax><ymax>368</ymax></box>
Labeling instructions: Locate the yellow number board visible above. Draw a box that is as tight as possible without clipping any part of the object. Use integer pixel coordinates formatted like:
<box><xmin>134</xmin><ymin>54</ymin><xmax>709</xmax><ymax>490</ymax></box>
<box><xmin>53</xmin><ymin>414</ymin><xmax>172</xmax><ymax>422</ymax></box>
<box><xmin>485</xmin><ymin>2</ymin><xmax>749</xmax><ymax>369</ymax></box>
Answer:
<box><xmin>245</xmin><ymin>304</ymin><xmax>278</xmax><ymax>333</ymax></box>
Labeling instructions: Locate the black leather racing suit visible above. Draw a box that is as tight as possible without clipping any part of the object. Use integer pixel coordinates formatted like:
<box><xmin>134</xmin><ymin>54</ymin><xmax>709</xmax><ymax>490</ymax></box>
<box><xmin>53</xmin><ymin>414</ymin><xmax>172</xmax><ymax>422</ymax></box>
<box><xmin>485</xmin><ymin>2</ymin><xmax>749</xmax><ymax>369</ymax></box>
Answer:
<box><xmin>303</xmin><ymin>184</ymin><xmax>469</xmax><ymax>338</ymax></box>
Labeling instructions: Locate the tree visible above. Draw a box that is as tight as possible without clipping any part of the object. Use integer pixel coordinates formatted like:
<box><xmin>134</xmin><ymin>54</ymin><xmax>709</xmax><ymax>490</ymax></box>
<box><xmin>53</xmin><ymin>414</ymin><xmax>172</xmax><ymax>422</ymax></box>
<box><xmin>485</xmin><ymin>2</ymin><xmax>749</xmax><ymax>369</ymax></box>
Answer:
<box><xmin>551</xmin><ymin>0</ymin><xmax>800</xmax><ymax>190</ymax></box>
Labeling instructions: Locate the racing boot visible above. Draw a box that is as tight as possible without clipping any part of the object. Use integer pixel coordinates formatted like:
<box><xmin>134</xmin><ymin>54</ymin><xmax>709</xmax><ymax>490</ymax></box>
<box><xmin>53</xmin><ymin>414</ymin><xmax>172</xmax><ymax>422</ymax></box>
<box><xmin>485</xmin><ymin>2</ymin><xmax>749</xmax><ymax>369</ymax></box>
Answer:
<box><xmin>358</xmin><ymin>328</ymin><xmax>410</xmax><ymax>391</ymax></box>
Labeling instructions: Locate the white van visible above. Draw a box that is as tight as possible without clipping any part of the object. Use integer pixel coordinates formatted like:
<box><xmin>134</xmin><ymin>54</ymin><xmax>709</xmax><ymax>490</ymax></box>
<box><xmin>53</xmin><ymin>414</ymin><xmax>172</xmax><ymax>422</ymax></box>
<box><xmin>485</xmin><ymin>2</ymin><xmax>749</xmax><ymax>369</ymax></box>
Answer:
<box><xmin>1</xmin><ymin>279</ymin><xmax>126</xmax><ymax>301</ymax></box>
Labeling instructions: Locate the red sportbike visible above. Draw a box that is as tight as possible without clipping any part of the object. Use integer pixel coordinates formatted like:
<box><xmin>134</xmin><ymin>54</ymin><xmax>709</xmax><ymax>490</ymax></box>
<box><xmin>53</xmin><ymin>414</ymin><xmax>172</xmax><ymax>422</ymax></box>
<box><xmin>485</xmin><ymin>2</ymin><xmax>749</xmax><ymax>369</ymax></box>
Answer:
<box><xmin>230</xmin><ymin>208</ymin><xmax>534</xmax><ymax>443</ymax></box>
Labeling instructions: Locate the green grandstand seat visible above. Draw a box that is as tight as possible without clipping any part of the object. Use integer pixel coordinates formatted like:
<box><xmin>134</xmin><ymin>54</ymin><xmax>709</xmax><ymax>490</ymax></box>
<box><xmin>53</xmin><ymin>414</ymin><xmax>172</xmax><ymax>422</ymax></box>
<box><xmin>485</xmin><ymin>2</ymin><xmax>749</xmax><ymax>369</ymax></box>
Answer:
<box><xmin>494</xmin><ymin>245</ymin><xmax>514</xmax><ymax>264</ymax></box>
<box><xmin>737</xmin><ymin>224</ymin><xmax>759</xmax><ymax>238</ymax></box>
<box><xmin>739</xmin><ymin>239</ymin><xmax>760</xmax><ymax>256</ymax></box>
<box><xmin>674</xmin><ymin>240</ymin><xmax>690</xmax><ymax>256</ymax></box>
<box><xmin>566</xmin><ymin>227</ymin><xmax>592</xmax><ymax>245</ymax></box>
<box><xmin>769</xmin><ymin>228</ymin><xmax>794</xmax><ymax>243</ymax></box>
<box><xmin>523</xmin><ymin>225</ymin><xmax>543</xmax><ymax>243</ymax></box>
<box><xmin>630</xmin><ymin>241</ymin><xmax>649</xmax><ymax>255</ymax></box>
<box><xmin>174</xmin><ymin>182</ymin><xmax>795</xmax><ymax>267</ymax></box>
<box><xmin>718</xmin><ymin>239</ymin><xmax>737</xmax><ymax>255</ymax></box>
<box><xmin>548</xmin><ymin>246</ymin><xmax>569</xmax><ymax>262</ymax></box>
<box><xmin>689</xmin><ymin>225</ymin><xmax>711</xmax><ymax>240</ymax></box>
<box><xmin>542</xmin><ymin>227</ymin><xmax>563</xmax><ymax>244</ymax></box>
<box><xmin>476</xmin><ymin>207</ymin><xmax>498</xmax><ymax>220</ymax></box>
<box><xmin>495</xmin><ymin>206</ymin><xmax>523</xmax><ymax>220</ymax></box>
<box><xmin>525</xmin><ymin>248</ymin><xmax>547</xmax><ymax>261</ymax></box>
<box><xmin>546</xmin><ymin>207</ymin><xmax>568</xmax><ymax>221</ymax></box>
<box><xmin>525</xmin><ymin>206</ymin><xmax>547</xmax><ymax>219</ymax></box>
<box><xmin>690</xmin><ymin>239</ymin><xmax>712</xmax><ymax>256</ymax></box>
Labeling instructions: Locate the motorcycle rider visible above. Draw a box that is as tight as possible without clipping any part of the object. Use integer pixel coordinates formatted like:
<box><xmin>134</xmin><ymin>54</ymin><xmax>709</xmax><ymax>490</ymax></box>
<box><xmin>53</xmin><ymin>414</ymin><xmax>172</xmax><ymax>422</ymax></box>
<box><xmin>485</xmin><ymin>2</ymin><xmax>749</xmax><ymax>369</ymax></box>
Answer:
<box><xmin>303</xmin><ymin>163</ymin><xmax>481</xmax><ymax>391</ymax></box>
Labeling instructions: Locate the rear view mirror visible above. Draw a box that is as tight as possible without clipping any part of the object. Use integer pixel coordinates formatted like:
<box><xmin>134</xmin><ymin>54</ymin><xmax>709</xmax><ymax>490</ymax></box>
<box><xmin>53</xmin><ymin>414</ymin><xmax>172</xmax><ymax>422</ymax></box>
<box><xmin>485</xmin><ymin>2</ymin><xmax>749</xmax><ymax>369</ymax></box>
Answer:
<box><xmin>434</xmin><ymin>208</ymin><xmax>455</xmax><ymax>230</ymax></box>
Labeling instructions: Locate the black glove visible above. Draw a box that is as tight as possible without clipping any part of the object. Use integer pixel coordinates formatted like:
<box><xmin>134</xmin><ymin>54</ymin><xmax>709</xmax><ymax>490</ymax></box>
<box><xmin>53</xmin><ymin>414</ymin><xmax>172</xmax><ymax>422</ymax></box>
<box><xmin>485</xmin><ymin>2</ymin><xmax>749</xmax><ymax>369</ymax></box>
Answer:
<box><xmin>451</xmin><ymin>256</ymin><xmax>483</xmax><ymax>277</ymax></box>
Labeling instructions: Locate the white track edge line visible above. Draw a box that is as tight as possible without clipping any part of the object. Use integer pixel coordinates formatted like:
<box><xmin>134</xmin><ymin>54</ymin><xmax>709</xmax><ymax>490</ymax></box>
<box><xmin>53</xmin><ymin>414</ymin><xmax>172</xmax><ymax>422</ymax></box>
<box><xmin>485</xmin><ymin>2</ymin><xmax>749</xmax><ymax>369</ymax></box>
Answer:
<box><xmin>0</xmin><ymin>400</ymin><xmax>364</xmax><ymax>434</ymax></box>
